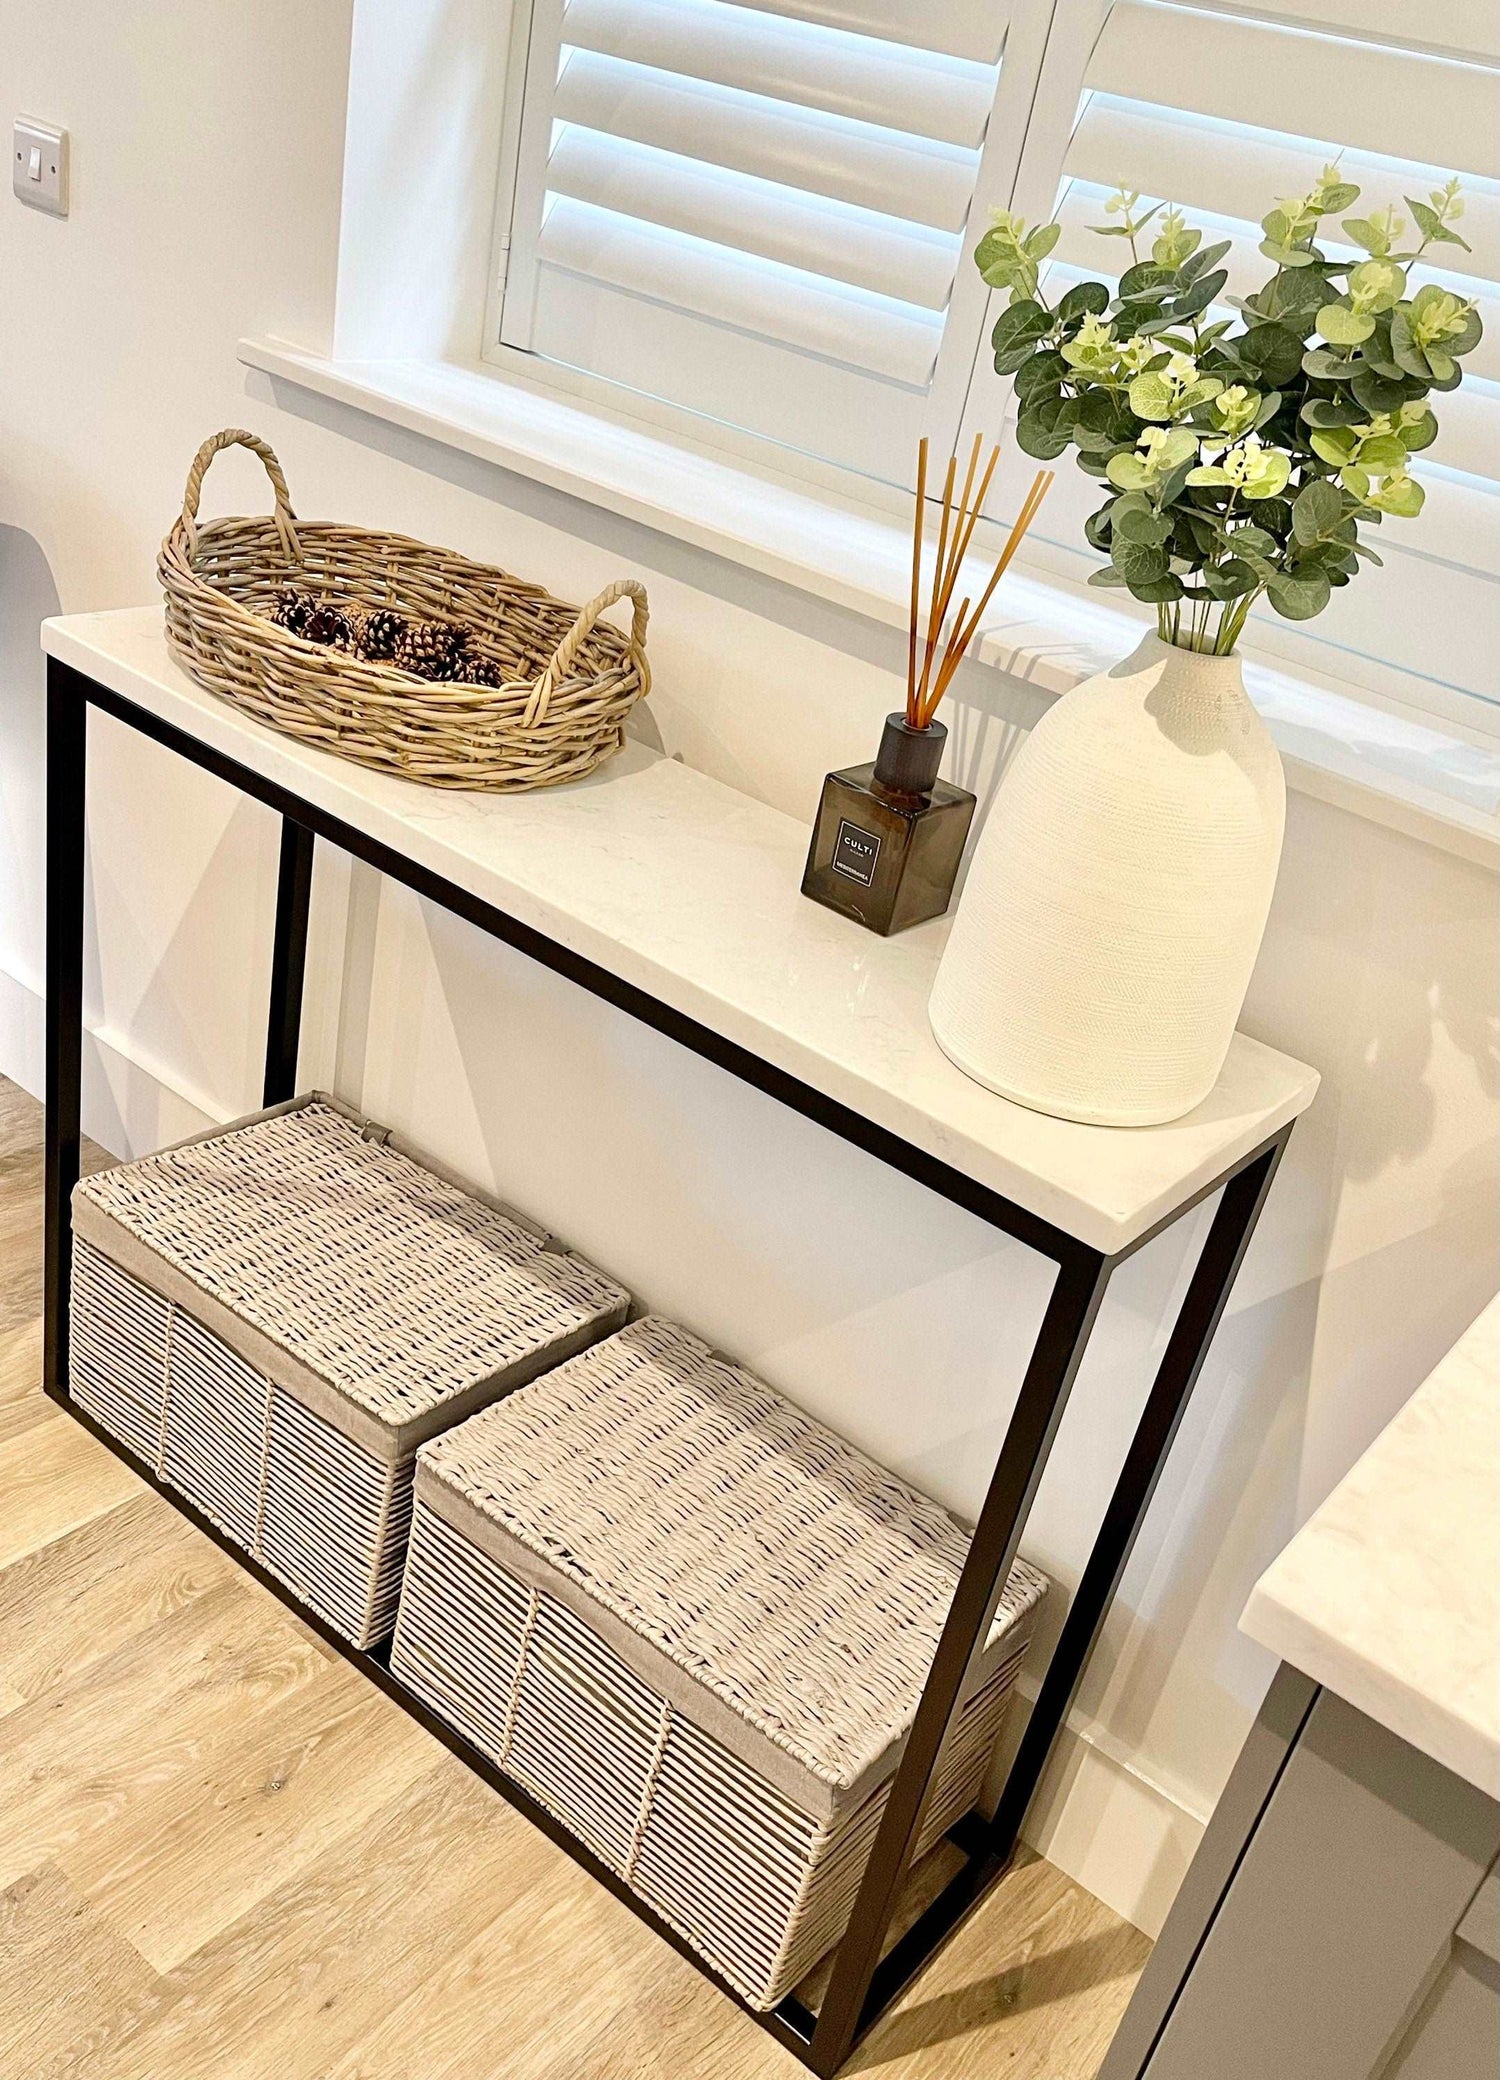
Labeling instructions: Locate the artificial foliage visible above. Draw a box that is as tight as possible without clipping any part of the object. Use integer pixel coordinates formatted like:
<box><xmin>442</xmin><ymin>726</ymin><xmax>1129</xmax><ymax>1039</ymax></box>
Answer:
<box><xmin>975</xmin><ymin>170</ymin><xmax>1482</xmax><ymax>653</ymax></box>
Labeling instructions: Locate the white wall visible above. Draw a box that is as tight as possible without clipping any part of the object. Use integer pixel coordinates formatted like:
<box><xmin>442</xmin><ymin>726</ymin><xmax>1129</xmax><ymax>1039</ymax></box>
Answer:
<box><xmin>3</xmin><ymin>1</ymin><xmax>1497</xmax><ymax>1941</ymax></box>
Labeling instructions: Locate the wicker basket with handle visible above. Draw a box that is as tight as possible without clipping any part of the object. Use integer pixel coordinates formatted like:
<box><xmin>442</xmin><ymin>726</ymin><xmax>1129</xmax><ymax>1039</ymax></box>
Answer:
<box><xmin>158</xmin><ymin>428</ymin><xmax>651</xmax><ymax>791</ymax></box>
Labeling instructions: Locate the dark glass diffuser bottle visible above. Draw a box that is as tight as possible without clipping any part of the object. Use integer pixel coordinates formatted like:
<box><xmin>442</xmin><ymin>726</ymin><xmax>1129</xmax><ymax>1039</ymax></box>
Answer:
<box><xmin>801</xmin><ymin>712</ymin><xmax>975</xmax><ymax>936</ymax></box>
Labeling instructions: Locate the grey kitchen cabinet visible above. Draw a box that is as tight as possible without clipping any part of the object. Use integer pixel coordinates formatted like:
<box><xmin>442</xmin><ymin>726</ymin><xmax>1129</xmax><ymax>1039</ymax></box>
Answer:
<box><xmin>1099</xmin><ymin>1667</ymin><xmax>1500</xmax><ymax>2080</ymax></box>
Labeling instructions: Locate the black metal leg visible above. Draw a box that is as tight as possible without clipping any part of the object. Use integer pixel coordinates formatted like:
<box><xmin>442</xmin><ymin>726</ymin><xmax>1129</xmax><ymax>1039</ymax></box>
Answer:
<box><xmin>43</xmin><ymin>660</ymin><xmax>88</xmax><ymax>1400</ymax></box>
<box><xmin>804</xmin><ymin>1243</ymin><xmax>1114</xmax><ymax>2074</ymax></box>
<box><xmin>264</xmin><ymin>817</ymin><xmax>314</xmax><ymax>1106</ymax></box>
<box><xmin>984</xmin><ymin>1131</ymin><xmax>1291</xmax><ymax>1868</ymax></box>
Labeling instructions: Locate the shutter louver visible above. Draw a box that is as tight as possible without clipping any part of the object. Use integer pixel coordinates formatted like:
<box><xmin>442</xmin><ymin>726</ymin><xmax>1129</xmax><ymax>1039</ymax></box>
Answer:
<box><xmin>499</xmin><ymin>0</ymin><xmax>1009</xmax><ymax>476</ymax></box>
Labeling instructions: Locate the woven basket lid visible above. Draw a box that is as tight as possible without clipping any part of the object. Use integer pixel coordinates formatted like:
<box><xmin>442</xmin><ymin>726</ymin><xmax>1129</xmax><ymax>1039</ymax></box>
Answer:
<box><xmin>71</xmin><ymin>1096</ymin><xmax>628</xmax><ymax>1459</ymax></box>
<box><xmin>416</xmin><ymin>1316</ymin><xmax>1048</xmax><ymax>1813</ymax></box>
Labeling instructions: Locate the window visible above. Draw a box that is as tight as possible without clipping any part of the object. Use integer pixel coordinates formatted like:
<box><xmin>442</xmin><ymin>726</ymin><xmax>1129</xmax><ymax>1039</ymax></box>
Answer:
<box><xmin>490</xmin><ymin>0</ymin><xmax>1500</xmax><ymax>714</ymax></box>
<box><xmin>489</xmin><ymin>0</ymin><xmax>1035</xmax><ymax>483</ymax></box>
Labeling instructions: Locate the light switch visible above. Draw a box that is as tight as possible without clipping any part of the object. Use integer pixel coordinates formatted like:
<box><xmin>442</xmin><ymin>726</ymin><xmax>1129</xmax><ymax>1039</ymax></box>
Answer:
<box><xmin>13</xmin><ymin>118</ymin><xmax>68</xmax><ymax>216</ymax></box>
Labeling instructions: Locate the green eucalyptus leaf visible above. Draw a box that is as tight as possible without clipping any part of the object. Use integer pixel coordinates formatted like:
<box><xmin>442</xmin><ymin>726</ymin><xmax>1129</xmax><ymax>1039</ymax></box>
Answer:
<box><xmin>1357</xmin><ymin>434</ymin><xmax>1408</xmax><ymax>470</ymax></box>
<box><xmin>1074</xmin><ymin>425</ymin><xmax>1124</xmax><ymax>456</ymax></box>
<box><xmin>1013</xmin><ymin>348</ymin><xmax>1069</xmax><ymax>400</ymax></box>
<box><xmin>1119</xmin><ymin>261</ymin><xmax>1178</xmax><ymax>299</ymax></box>
<box><xmin>1300</xmin><ymin>398</ymin><xmax>1363</xmax><ymax>428</ymax></box>
<box><xmin>1128</xmin><ymin>573</ymin><xmax>1187</xmax><ymax>602</ymax></box>
<box><xmin>1105</xmin><ymin>453</ymin><xmax>1155</xmax><ymax>492</ymax></box>
<box><xmin>1273</xmin><ymin>268</ymin><xmax>1334</xmax><ymax>320</ymax></box>
<box><xmin>1316</xmin><ymin>182</ymin><xmax>1361</xmax><ymax>213</ymax></box>
<box><xmin>992</xmin><ymin>299</ymin><xmax>1051</xmax><ymax>354</ymax></box>
<box><xmin>1241</xmin><ymin>323</ymin><xmax>1305</xmax><ymax>384</ymax></box>
<box><xmin>1399</xmin><ymin>410</ymin><xmax>1439</xmax><ymax>453</ymax></box>
<box><xmin>1025</xmin><ymin>222</ymin><xmax>1062</xmax><ymax>260</ymax></box>
<box><xmin>1387</xmin><ymin>307</ymin><xmax>1432</xmax><ymax>378</ymax></box>
<box><xmin>1260</xmin><ymin>240</ymin><xmax>1314</xmax><ymax>267</ymax></box>
<box><xmin>1077</xmin><ymin>391</ymin><xmax>1136</xmax><ymax>439</ymax></box>
<box><xmin>1168</xmin><ymin>270</ymin><xmax>1228</xmax><ymax>320</ymax></box>
<box><xmin>1292</xmin><ymin>480</ymin><xmax>1343</xmax><ymax>543</ymax></box>
<box><xmin>1056</xmin><ymin>280</ymin><xmax>1111</xmax><ymax>325</ymax></box>
<box><xmin>1127</xmin><ymin>372</ymin><xmax>1177</xmax><ymax>421</ymax></box>
<box><xmin>1015</xmin><ymin>410</ymin><xmax>1074</xmax><ymax>459</ymax></box>
<box><xmin>1087</xmin><ymin>565</ymin><xmax>1130</xmax><ymax>587</ymax></box>
<box><xmin>1203</xmin><ymin>558</ymin><xmax>1259</xmax><ymax>599</ymax></box>
<box><xmin>1111</xmin><ymin>534</ymin><xmax>1170</xmax><ymax>582</ymax></box>
<box><xmin>1341</xmin><ymin>216</ymin><xmax>1388</xmax><ymax>255</ymax></box>
<box><xmin>1157</xmin><ymin>459</ymin><xmax>1198</xmax><ymax>508</ymax></box>
<box><xmin>1447</xmin><ymin>308</ymin><xmax>1483</xmax><ymax>357</ymax></box>
<box><xmin>1351</xmin><ymin>368</ymin><xmax>1418</xmax><ymax>415</ymax></box>
<box><xmin>1267</xmin><ymin>568</ymin><xmax>1332</xmax><ymax>620</ymax></box>
<box><xmin>1405</xmin><ymin>196</ymin><xmax>1470</xmax><ymax>252</ymax></box>
<box><xmin>1113</xmin><ymin>504</ymin><xmax>1174</xmax><ymax>547</ymax></box>
<box><xmin>1318</xmin><ymin>303</ymin><xmax>1375</xmax><ymax>345</ymax></box>
<box><xmin>1375</xmin><ymin>473</ymin><xmax>1425</xmax><ymax>517</ymax></box>
<box><xmin>1180</xmin><ymin>238</ymin><xmax>1233</xmax><ymax>285</ymax></box>
<box><xmin>1309</xmin><ymin>427</ymin><xmax>1358</xmax><ymax>467</ymax></box>
<box><xmin>1301</xmin><ymin>347</ymin><xmax>1355</xmax><ymax>380</ymax></box>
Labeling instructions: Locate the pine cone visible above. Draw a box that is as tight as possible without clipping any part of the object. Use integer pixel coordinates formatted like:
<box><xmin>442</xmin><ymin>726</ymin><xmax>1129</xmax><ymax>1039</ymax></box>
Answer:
<box><xmin>304</xmin><ymin>602</ymin><xmax>354</xmax><ymax>649</ymax></box>
<box><xmin>359</xmin><ymin>607</ymin><xmax>406</xmax><ymax>662</ymax></box>
<box><xmin>272</xmin><ymin>584</ymin><xmax>314</xmax><ymax>638</ymax></box>
<box><xmin>465</xmin><ymin>653</ymin><xmax>502</xmax><ymax>688</ymax></box>
<box><xmin>394</xmin><ymin>617</ymin><xmax>463</xmax><ymax>680</ymax></box>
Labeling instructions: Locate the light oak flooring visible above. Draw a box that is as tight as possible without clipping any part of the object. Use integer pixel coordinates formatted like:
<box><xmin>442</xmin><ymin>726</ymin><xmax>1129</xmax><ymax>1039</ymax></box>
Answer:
<box><xmin>0</xmin><ymin>1074</ymin><xmax>1149</xmax><ymax>2078</ymax></box>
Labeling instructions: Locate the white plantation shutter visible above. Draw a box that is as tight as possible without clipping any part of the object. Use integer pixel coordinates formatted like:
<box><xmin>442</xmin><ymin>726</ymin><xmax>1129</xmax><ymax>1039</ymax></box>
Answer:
<box><xmin>496</xmin><ymin>0</ymin><xmax>1013</xmax><ymax>479</ymax></box>
<box><xmin>971</xmin><ymin>0</ymin><xmax>1500</xmax><ymax>714</ymax></box>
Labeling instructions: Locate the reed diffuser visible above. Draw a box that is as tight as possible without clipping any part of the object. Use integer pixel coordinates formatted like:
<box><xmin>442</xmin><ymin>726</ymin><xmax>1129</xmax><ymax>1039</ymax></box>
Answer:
<box><xmin>802</xmin><ymin>442</ymin><xmax>1052</xmax><ymax>936</ymax></box>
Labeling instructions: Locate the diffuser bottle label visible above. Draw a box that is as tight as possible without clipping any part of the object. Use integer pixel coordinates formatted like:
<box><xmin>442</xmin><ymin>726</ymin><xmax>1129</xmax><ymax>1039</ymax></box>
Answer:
<box><xmin>832</xmin><ymin>820</ymin><xmax>881</xmax><ymax>885</ymax></box>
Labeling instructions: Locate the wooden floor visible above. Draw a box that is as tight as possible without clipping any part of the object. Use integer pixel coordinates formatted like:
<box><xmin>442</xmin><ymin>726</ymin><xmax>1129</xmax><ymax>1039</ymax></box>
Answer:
<box><xmin>0</xmin><ymin>1074</ymin><xmax>1148</xmax><ymax>2080</ymax></box>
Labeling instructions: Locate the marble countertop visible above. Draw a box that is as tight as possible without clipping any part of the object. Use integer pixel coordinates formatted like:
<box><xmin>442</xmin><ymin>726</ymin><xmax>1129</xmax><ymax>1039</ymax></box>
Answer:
<box><xmin>1242</xmin><ymin>1294</ymin><xmax>1500</xmax><ymax>1797</ymax></box>
<box><xmin>43</xmin><ymin>608</ymin><xmax>1318</xmax><ymax>1254</ymax></box>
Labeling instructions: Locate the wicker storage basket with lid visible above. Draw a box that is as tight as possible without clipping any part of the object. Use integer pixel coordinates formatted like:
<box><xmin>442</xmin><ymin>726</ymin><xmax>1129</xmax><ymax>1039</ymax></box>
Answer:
<box><xmin>69</xmin><ymin>1094</ymin><xmax>630</xmax><ymax>1647</ymax></box>
<box><xmin>158</xmin><ymin>428</ymin><xmax>650</xmax><ymax>790</ymax></box>
<box><xmin>391</xmin><ymin>1315</ymin><xmax>1048</xmax><ymax>2008</ymax></box>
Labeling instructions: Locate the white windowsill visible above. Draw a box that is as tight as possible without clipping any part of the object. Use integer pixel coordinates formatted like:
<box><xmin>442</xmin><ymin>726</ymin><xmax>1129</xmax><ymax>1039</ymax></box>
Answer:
<box><xmin>240</xmin><ymin>337</ymin><xmax>1500</xmax><ymax>870</ymax></box>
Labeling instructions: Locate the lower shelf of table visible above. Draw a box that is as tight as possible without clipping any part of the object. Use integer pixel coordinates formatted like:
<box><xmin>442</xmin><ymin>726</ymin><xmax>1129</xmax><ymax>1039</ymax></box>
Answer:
<box><xmin>45</xmin><ymin>1376</ymin><xmax>1022</xmax><ymax>2074</ymax></box>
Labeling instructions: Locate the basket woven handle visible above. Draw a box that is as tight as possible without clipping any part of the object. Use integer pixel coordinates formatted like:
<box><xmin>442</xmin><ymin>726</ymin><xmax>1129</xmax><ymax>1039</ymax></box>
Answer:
<box><xmin>524</xmin><ymin>579</ymin><xmax>650</xmax><ymax>728</ymax></box>
<box><xmin>179</xmin><ymin>428</ymin><xmax>301</xmax><ymax>565</ymax></box>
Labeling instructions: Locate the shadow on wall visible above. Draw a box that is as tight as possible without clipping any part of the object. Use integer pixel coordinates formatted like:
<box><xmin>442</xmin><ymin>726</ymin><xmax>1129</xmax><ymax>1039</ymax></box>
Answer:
<box><xmin>0</xmin><ymin>527</ymin><xmax>62</xmax><ymax>990</ymax></box>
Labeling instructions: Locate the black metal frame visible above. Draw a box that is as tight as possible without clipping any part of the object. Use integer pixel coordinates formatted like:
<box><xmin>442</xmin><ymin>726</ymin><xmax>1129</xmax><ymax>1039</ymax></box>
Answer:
<box><xmin>41</xmin><ymin>655</ymin><xmax>1293</xmax><ymax>2076</ymax></box>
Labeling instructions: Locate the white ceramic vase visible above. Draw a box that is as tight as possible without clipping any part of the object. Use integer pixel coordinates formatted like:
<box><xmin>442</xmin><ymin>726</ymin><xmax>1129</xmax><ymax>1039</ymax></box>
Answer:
<box><xmin>929</xmin><ymin>632</ymin><xmax>1285</xmax><ymax>1126</ymax></box>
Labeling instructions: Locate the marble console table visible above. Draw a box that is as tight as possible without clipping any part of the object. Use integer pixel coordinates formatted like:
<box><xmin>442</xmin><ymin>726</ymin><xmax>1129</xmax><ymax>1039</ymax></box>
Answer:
<box><xmin>40</xmin><ymin>608</ymin><xmax>1317</xmax><ymax>2075</ymax></box>
<box><xmin>1102</xmin><ymin>1294</ymin><xmax>1500</xmax><ymax>2080</ymax></box>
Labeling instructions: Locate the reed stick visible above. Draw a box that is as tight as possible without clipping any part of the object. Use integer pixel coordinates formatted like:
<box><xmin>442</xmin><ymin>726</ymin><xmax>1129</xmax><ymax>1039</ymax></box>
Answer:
<box><xmin>914</xmin><ymin>436</ymin><xmax>986</xmax><ymax>719</ymax></box>
<box><xmin>903</xmin><ymin>440</ymin><xmax>1055</xmax><ymax>734</ymax></box>
<box><xmin>919</xmin><ymin>468</ymin><xmax>1054</xmax><ymax>723</ymax></box>
<box><xmin>905</xmin><ymin>438</ymin><xmax>928</xmax><ymax>726</ymax></box>
<box><xmin>917</xmin><ymin>450</ymin><xmax>958</xmax><ymax>723</ymax></box>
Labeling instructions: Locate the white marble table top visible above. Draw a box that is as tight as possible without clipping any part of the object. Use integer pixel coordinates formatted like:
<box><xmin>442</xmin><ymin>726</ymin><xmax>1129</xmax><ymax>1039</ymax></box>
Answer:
<box><xmin>43</xmin><ymin>608</ymin><xmax>1318</xmax><ymax>1254</ymax></box>
<box><xmin>1243</xmin><ymin>1294</ymin><xmax>1500</xmax><ymax>1797</ymax></box>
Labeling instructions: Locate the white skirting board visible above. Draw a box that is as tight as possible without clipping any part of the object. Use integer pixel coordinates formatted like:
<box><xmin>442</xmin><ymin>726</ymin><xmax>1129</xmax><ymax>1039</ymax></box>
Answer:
<box><xmin>0</xmin><ymin>959</ymin><xmax>218</xmax><ymax>1157</ymax></box>
<box><xmin>1010</xmin><ymin>1700</ymin><xmax>1207</xmax><ymax>1940</ymax></box>
<box><xmin>0</xmin><ymin>953</ymin><xmax>1201</xmax><ymax>1938</ymax></box>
